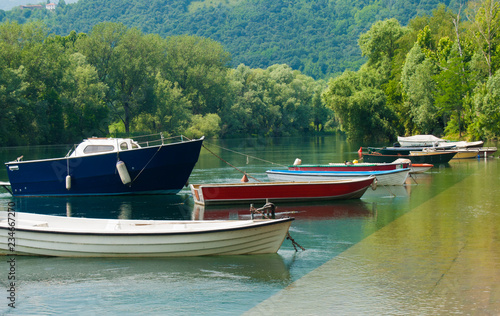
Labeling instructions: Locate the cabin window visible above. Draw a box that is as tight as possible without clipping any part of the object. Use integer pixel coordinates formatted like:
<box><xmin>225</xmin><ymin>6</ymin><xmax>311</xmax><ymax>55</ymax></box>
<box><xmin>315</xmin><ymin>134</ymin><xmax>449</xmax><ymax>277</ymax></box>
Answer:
<box><xmin>83</xmin><ymin>145</ymin><xmax>115</xmax><ymax>154</ymax></box>
<box><xmin>120</xmin><ymin>142</ymin><xmax>128</xmax><ymax>150</ymax></box>
<box><xmin>131</xmin><ymin>142</ymin><xmax>139</xmax><ymax>149</ymax></box>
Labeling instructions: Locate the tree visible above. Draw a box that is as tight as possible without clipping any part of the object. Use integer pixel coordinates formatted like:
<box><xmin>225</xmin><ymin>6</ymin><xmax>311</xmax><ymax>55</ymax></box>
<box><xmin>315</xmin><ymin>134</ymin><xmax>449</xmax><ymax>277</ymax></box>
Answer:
<box><xmin>132</xmin><ymin>73</ymin><xmax>192</xmax><ymax>135</ymax></box>
<box><xmin>358</xmin><ymin>18</ymin><xmax>407</xmax><ymax>70</ymax></box>
<box><xmin>322</xmin><ymin>69</ymin><xmax>396</xmax><ymax>142</ymax></box>
<box><xmin>77</xmin><ymin>23</ymin><xmax>164</xmax><ymax>133</ymax></box>
<box><xmin>60</xmin><ymin>53</ymin><xmax>109</xmax><ymax>140</ymax></box>
<box><xmin>401</xmin><ymin>43</ymin><xmax>439</xmax><ymax>134</ymax></box>
<box><xmin>469</xmin><ymin>71</ymin><xmax>500</xmax><ymax>138</ymax></box>
<box><xmin>466</xmin><ymin>0</ymin><xmax>500</xmax><ymax>77</ymax></box>
<box><xmin>163</xmin><ymin>35</ymin><xmax>231</xmax><ymax>116</ymax></box>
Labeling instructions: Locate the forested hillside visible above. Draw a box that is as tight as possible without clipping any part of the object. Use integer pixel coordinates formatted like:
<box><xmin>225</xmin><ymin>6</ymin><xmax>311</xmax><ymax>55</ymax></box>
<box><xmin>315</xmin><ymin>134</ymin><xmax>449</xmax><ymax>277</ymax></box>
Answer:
<box><xmin>1</xmin><ymin>0</ymin><xmax>459</xmax><ymax>79</ymax></box>
<box><xmin>0</xmin><ymin>0</ymin><xmax>499</xmax><ymax>146</ymax></box>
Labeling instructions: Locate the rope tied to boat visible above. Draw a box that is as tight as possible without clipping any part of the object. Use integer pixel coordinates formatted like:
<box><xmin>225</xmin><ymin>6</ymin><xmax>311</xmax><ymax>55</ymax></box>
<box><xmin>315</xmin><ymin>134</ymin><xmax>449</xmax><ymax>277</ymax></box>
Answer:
<box><xmin>203</xmin><ymin>141</ymin><xmax>287</xmax><ymax>167</ymax></box>
<box><xmin>129</xmin><ymin>145</ymin><xmax>163</xmax><ymax>185</ymax></box>
<box><xmin>250</xmin><ymin>202</ymin><xmax>305</xmax><ymax>252</ymax></box>
<box><xmin>202</xmin><ymin>144</ymin><xmax>262</xmax><ymax>182</ymax></box>
<box><xmin>286</xmin><ymin>232</ymin><xmax>305</xmax><ymax>252</ymax></box>
<box><xmin>250</xmin><ymin>202</ymin><xmax>276</xmax><ymax>218</ymax></box>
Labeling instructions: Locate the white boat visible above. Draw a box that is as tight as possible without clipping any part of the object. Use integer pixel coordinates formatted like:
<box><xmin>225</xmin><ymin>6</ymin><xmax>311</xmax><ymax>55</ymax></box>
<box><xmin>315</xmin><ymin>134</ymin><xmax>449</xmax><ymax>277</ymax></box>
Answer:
<box><xmin>397</xmin><ymin>135</ymin><xmax>445</xmax><ymax>147</ymax></box>
<box><xmin>266</xmin><ymin>168</ymin><xmax>410</xmax><ymax>186</ymax></box>
<box><xmin>451</xmin><ymin>147</ymin><xmax>497</xmax><ymax>158</ymax></box>
<box><xmin>397</xmin><ymin>135</ymin><xmax>483</xmax><ymax>148</ymax></box>
<box><xmin>0</xmin><ymin>212</ymin><xmax>293</xmax><ymax>257</ymax></box>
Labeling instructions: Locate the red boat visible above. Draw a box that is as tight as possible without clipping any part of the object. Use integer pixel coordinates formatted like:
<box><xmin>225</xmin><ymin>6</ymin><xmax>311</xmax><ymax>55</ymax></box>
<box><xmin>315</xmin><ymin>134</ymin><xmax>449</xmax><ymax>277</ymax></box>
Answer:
<box><xmin>189</xmin><ymin>176</ymin><xmax>376</xmax><ymax>205</ymax></box>
<box><xmin>288</xmin><ymin>161</ymin><xmax>409</xmax><ymax>172</ymax></box>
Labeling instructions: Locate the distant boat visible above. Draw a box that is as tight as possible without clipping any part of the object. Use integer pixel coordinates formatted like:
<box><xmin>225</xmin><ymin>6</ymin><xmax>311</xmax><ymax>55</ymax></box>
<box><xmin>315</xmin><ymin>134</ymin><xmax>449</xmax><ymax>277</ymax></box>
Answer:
<box><xmin>409</xmin><ymin>163</ymin><xmax>434</xmax><ymax>173</ymax></box>
<box><xmin>451</xmin><ymin>147</ymin><xmax>497</xmax><ymax>159</ymax></box>
<box><xmin>3</xmin><ymin>134</ymin><xmax>204</xmax><ymax>197</ymax></box>
<box><xmin>397</xmin><ymin>135</ymin><xmax>483</xmax><ymax>148</ymax></box>
<box><xmin>362</xmin><ymin>151</ymin><xmax>456</xmax><ymax>164</ymax></box>
<box><xmin>367</xmin><ymin>145</ymin><xmax>455</xmax><ymax>155</ymax></box>
<box><xmin>189</xmin><ymin>177</ymin><xmax>376</xmax><ymax>205</ymax></box>
<box><xmin>288</xmin><ymin>161</ymin><xmax>409</xmax><ymax>172</ymax></box>
<box><xmin>266</xmin><ymin>169</ymin><xmax>410</xmax><ymax>186</ymax></box>
<box><xmin>0</xmin><ymin>211</ymin><xmax>293</xmax><ymax>257</ymax></box>
<box><xmin>390</xmin><ymin>158</ymin><xmax>433</xmax><ymax>173</ymax></box>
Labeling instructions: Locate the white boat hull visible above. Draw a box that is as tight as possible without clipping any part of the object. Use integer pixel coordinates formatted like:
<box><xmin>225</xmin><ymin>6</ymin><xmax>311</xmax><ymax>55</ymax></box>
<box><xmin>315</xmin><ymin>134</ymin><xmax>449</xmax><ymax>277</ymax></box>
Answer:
<box><xmin>266</xmin><ymin>169</ymin><xmax>409</xmax><ymax>186</ymax></box>
<box><xmin>0</xmin><ymin>212</ymin><xmax>293</xmax><ymax>257</ymax></box>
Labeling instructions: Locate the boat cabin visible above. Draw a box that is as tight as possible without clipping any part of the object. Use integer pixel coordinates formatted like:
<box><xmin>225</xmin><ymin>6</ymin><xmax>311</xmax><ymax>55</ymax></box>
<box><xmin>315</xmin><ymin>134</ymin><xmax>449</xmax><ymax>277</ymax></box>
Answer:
<box><xmin>68</xmin><ymin>138</ymin><xmax>141</xmax><ymax>158</ymax></box>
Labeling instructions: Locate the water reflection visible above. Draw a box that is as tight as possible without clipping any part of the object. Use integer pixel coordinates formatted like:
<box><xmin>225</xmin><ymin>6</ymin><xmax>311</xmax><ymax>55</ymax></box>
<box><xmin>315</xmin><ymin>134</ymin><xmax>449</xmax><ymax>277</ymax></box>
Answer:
<box><xmin>16</xmin><ymin>254</ymin><xmax>292</xmax><ymax>285</ymax></box>
<box><xmin>2</xmin><ymin>194</ymin><xmax>194</xmax><ymax>220</ymax></box>
<box><xmin>193</xmin><ymin>200</ymin><xmax>376</xmax><ymax>220</ymax></box>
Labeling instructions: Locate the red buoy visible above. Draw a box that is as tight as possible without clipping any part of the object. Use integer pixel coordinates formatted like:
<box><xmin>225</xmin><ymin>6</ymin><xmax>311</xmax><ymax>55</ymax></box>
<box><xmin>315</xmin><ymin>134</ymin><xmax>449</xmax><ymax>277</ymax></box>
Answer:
<box><xmin>241</xmin><ymin>174</ymin><xmax>249</xmax><ymax>182</ymax></box>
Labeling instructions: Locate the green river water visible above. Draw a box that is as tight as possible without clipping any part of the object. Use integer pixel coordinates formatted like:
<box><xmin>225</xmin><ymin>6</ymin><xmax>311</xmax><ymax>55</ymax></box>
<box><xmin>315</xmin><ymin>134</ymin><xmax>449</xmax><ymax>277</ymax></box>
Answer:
<box><xmin>0</xmin><ymin>135</ymin><xmax>498</xmax><ymax>315</ymax></box>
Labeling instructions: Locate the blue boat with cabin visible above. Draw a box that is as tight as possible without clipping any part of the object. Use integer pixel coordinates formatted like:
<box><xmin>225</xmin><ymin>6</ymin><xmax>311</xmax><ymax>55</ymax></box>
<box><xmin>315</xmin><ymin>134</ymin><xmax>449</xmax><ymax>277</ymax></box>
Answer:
<box><xmin>3</xmin><ymin>134</ymin><xmax>204</xmax><ymax>197</ymax></box>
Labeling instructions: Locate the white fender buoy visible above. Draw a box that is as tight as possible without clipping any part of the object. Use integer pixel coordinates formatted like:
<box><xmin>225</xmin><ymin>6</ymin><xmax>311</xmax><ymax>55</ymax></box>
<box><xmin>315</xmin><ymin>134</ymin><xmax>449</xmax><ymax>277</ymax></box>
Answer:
<box><xmin>293</xmin><ymin>158</ymin><xmax>302</xmax><ymax>165</ymax></box>
<box><xmin>66</xmin><ymin>175</ymin><xmax>72</xmax><ymax>190</ymax></box>
<box><xmin>116</xmin><ymin>161</ymin><xmax>131</xmax><ymax>185</ymax></box>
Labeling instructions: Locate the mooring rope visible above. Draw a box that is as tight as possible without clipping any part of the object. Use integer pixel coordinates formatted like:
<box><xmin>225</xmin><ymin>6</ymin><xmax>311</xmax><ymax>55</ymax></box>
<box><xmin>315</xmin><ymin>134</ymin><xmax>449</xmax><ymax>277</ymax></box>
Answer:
<box><xmin>286</xmin><ymin>232</ymin><xmax>305</xmax><ymax>252</ymax></box>
<box><xmin>130</xmin><ymin>145</ymin><xmax>163</xmax><ymax>185</ymax></box>
<box><xmin>203</xmin><ymin>141</ymin><xmax>287</xmax><ymax>168</ymax></box>
<box><xmin>202</xmin><ymin>144</ymin><xmax>262</xmax><ymax>182</ymax></box>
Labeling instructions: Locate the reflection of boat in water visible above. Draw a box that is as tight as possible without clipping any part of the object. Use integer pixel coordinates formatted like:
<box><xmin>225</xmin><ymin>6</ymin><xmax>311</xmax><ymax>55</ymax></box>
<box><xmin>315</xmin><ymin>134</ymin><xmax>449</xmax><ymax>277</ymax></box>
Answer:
<box><xmin>6</xmin><ymin>194</ymin><xmax>194</xmax><ymax>220</ymax></box>
<box><xmin>362</xmin><ymin>183</ymin><xmax>411</xmax><ymax>198</ymax></box>
<box><xmin>13</xmin><ymin>253</ymin><xmax>292</xmax><ymax>285</ymax></box>
<box><xmin>193</xmin><ymin>200</ymin><xmax>375</xmax><ymax>220</ymax></box>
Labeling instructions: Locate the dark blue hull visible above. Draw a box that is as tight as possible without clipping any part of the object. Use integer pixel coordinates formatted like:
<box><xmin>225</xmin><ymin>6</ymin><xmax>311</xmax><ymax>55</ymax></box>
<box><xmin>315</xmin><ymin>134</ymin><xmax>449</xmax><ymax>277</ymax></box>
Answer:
<box><xmin>5</xmin><ymin>138</ymin><xmax>204</xmax><ymax>197</ymax></box>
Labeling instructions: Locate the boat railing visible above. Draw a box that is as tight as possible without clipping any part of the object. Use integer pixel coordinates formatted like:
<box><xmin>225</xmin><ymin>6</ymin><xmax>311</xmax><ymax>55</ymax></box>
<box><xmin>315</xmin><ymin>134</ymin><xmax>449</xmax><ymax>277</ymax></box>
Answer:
<box><xmin>64</xmin><ymin>133</ymin><xmax>194</xmax><ymax>157</ymax></box>
<box><xmin>133</xmin><ymin>133</ymin><xmax>193</xmax><ymax>148</ymax></box>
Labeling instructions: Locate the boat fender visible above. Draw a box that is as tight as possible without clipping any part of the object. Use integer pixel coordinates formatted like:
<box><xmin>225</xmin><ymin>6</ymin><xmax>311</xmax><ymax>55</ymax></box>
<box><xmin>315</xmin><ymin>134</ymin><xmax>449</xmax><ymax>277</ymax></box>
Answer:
<box><xmin>371</xmin><ymin>178</ymin><xmax>378</xmax><ymax>191</ymax></box>
<box><xmin>65</xmin><ymin>175</ymin><xmax>71</xmax><ymax>190</ymax></box>
<box><xmin>293</xmin><ymin>158</ymin><xmax>302</xmax><ymax>165</ymax></box>
<box><xmin>116</xmin><ymin>161</ymin><xmax>132</xmax><ymax>185</ymax></box>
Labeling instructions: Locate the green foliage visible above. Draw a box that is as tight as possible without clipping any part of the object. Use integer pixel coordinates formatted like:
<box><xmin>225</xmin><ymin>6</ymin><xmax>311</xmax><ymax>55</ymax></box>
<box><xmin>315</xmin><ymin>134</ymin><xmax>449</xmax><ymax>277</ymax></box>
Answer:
<box><xmin>4</xmin><ymin>0</ymin><xmax>460</xmax><ymax>79</ymax></box>
<box><xmin>322</xmin><ymin>69</ymin><xmax>397</xmax><ymax>142</ymax></box>
<box><xmin>469</xmin><ymin>71</ymin><xmax>500</xmax><ymax>139</ymax></box>
<box><xmin>359</xmin><ymin>18</ymin><xmax>408</xmax><ymax>66</ymax></box>
<box><xmin>222</xmin><ymin>64</ymin><xmax>329</xmax><ymax>137</ymax></box>
<box><xmin>2</xmin><ymin>0</ymin><xmax>500</xmax><ymax>145</ymax></box>
<box><xmin>186</xmin><ymin>113</ymin><xmax>221</xmax><ymax>138</ymax></box>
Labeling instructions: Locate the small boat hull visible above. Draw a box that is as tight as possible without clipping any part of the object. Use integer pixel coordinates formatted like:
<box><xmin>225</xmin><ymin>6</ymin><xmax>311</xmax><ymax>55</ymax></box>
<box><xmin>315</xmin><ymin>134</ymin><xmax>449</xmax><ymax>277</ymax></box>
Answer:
<box><xmin>368</xmin><ymin>145</ymin><xmax>455</xmax><ymax>155</ymax></box>
<box><xmin>362</xmin><ymin>151</ymin><xmax>456</xmax><ymax>164</ymax></box>
<box><xmin>410</xmin><ymin>163</ymin><xmax>433</xmax><ymax>173</ymax></box>
<box><xmin>397</xmin><ymin>135</ymin><xmax>484</xmax><ymax>148</ymax></box>
<box><xmin>0</xmin><ymin>212</ymin><xmax>293</xmax><ymax>257</ymax></box>
<box><xmin>452</xmin><ymin>147</ymin><xmax>497</xmax><ymax>159</ymax></box>
<box><xmin>288</xmin><ymin>161</ymin><xmax>409</xmax><ymax>172</ymax></box>
<box><xmin>190</xmin><ymin>177</ymin><xmax>375</xmax><ymax>205</ymax></box>
<box><xmin>266</xmin><ymin>169</ymin><xmax>410</xmax><ymax>186</ymax></box>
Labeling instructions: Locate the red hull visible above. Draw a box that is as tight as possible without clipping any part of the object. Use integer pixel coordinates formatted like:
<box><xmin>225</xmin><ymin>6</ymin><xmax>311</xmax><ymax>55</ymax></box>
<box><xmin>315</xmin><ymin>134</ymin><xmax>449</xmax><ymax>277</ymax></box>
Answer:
<box><xmin>288</xmin><ymin>162</ymin><xmax>409</xmax><ymax>172</ymax></box>
<box><xmin>190</xmin><ymin>177</ymin><xmax>375</xmax><ymax>205</ymax></box>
